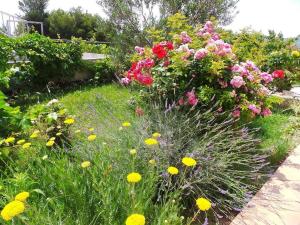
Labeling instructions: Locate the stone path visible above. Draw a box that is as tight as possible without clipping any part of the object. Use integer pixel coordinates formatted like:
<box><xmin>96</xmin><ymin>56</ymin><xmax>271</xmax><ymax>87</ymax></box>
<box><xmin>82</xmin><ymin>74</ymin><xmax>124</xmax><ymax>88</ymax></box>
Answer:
<box><xmin>273</xmin><ymin>87</ymin><xmax>300</xmax><ymax>100</ymax></box>
<box><xmin>230</xmin><ymin>145</ymin><xmax>300</xmax><ymax>225</ymax></box>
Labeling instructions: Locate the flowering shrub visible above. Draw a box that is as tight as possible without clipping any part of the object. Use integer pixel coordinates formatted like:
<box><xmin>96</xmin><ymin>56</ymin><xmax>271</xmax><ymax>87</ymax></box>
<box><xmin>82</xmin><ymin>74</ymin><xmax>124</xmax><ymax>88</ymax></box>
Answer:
<box><xmin>123</xmin><ymin>13</ymin><xmax>284</xmax><ymax>118</ymax></box>
<box><xmin>229</xmin><ymin>29</ymin><xmax>300</xmax><ymax>91</ymax></box>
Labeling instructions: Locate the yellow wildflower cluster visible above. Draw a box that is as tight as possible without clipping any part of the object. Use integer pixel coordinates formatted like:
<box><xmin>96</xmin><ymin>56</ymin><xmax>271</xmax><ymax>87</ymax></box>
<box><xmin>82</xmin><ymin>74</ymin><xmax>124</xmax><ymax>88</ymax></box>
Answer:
<box><xmin>1</xmin><ymin>192</ymin><xmax>29</xmax><ymax>221</ymax></box>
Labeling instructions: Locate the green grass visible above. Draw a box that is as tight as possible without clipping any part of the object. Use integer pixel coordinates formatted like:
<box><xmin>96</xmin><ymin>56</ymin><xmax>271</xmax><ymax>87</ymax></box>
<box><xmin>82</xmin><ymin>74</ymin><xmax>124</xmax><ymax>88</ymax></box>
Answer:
<box><xmin>252</xmin><ymin>109</ymin><xmax>300</xmax><ymax>164</ymax></box>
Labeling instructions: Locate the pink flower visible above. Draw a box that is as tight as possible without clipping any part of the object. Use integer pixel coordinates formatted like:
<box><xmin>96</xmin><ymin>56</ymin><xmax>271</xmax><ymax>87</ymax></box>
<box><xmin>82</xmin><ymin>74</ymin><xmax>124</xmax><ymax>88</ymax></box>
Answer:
<box><xmin>247</xmin><ymin>74</ymin><xmax>254</xmax><ymax>81</ymax></box>
<box><xmin>134</xmin><ymin>46</ymin><xmax>145</xmax><ymax>55</ymax></box>
<box><xmin>248</xmin><ymin>104</ymin><xmax>261</xmax><ymax>114</ymax></box>
<box><xmin>262</xmin><ymin>108</ymin><xmax>272</xmax><ymax>117</ymax></box>
<box><xmin>260</xmin><ymin>72</ymin><xmax>273</xmax><ymax>84</ymax></box>
<box><xmin>121</xmin><ymin>77</ymin><xmax>131</xmax><ymax>85</ymax></box>
<box><xmin>230</xmin><ymin>76</ymin><xmax>245</xmax><ymax>88</ymax></box>
<box><xmin>232</xmin><ymin>109</ymin><xmax>241</xmax><ymax>118</ymax></box>
<box><xmin>178</xmin><ymin>98</ymin><xmax>185</xmax><ymax>105</ymax></box>
<box><xmin>211</xmin><ymin>33</ymin><xmax>220</xmax><ymax>40</ymax></box>
<box><xmin>143</xmin><ymin>58</ymin><xmax>155</xmax><ymax>68</ymax></box>
<box><xmin>186</xmin><ymin>90</ymin><xmax>198</xmax><ymax>106</ymax></box>
<box><xmin>258</xmin><ymin>86</ymin><xmax>270</xmax><ymax>96</ymax></box>
<box><xmin>180</xmin><ymin>31</ymin><xmax>192</xmax><ymax>44</ymax></box>
<box><xmin>194</xmin><ymin>48</ymin><xmax>208</xmax><ymax>60</ymax></box>
<box><xmin>135</xmin><ymin>107</ymin><xmax>144</xmax><ymax>116</ymax></box>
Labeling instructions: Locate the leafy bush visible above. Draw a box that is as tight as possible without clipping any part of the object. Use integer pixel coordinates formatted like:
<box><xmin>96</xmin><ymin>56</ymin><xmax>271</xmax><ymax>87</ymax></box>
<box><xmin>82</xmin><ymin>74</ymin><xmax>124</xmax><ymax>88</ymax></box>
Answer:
<box><xmin>123</xmin><ymin>13</ymin><xmax>281</xmax><ymax>118</ymax></box>
<box><xmin>13</xmin><ymin>33</ymin><xmax>82</xmax><ymax>88</ymax></box>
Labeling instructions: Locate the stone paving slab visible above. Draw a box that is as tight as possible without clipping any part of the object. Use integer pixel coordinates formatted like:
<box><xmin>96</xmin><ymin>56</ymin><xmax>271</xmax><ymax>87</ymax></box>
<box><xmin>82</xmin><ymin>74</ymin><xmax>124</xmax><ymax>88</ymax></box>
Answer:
<box><xmin>230</xmin><ymin>145</ymin><xmax>300</xmax><ymax>225</ymax></box>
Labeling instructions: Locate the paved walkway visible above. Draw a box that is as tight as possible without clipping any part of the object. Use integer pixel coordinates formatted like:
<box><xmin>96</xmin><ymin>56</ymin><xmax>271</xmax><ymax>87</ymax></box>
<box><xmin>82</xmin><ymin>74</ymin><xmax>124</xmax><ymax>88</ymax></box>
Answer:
<box><xmin>230</xmin><ymin>145</ymin><xmax>300</xmax><ymax>225</ymax></box>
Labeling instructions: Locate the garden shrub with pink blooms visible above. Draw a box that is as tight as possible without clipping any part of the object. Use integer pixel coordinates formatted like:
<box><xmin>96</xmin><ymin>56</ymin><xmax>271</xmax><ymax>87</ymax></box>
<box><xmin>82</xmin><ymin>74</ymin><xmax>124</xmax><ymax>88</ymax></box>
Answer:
<box><xmin>122</xmin><ymin>13</ymin><xmax>284</xmax><ymax>119</ymax></box>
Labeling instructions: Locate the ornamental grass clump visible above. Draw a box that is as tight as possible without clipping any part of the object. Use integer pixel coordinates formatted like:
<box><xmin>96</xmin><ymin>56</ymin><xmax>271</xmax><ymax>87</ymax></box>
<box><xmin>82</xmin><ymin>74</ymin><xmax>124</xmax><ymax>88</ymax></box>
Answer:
<box><xmin>136</xmin><ymin>100</ymin><xmax>270</xmax><ymax>222</ymax></box>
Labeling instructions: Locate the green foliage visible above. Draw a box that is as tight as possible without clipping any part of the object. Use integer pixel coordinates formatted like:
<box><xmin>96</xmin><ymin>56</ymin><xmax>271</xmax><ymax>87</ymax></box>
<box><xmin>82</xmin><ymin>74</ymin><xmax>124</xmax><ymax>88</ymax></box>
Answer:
<box><xmin>12</xmin><ymin>33</ymin><xmax>82</xmax><ymax>88</ymax></box>
<box><xmin>47</xmin><ymin>7</ymin><xmax>108</xmax><ymax>41</ymax></box>
<box><xmin>0</xmin><ymin>91</ymin><xmax>25</xmax><ymax>138</ymax></box>
<box><xmin>18</xmin><ymin>0</ymin><xmax>49</xmax><ymax>21</ymax></box>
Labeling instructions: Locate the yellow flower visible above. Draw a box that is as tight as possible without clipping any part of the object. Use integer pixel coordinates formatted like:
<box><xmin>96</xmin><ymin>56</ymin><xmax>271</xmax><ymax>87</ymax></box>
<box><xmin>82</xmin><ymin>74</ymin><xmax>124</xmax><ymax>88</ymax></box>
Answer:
<box><xmin>144</xmin><ymin>138</ymin><xmax>158</xmax><ymax>146</ymax></box>
<box><xmin>122</xmin><ymin>122</ymin><xmax>131</xmax><ymax>127</ymax></box>
<box><xmin>75</xmin><ymin>129</ymin><xmax>81</xmax><ymax>133</ymax></box>
<box><xmin>81</xmin><ymin>161</ymin><xmax>91</xmax><ymax>168</ymax></box>
<box><xmin>17</xmin><ymin>139</ymin><xmax>26</xmax><ymax>145</ymax></box>
<box><xmin>22</xmin><ymin>143</ymin><xmax>31</xmax><ymax>149</ymax></box>
<box><xmin>196</xmin><ymin>197</ymin><xmax>211</xmax><ymax>211</ymax></box>
<box><xmin>182</xmin><ymin>157</ymin><xmax>197</xmax><ymax>167</ymax></box>
<box><xmin>15</xmin><ymin>192</ymin><xmax>30</xmax><ymax>202</ymax></box>
<box><xmin>0</xmin><ymin>200</ymin><xmax>25</xmax><ymax>221</ymax></box>
<box><xmin>5</xmin><ymin>137</ymin><xmax>15</xmax><ymax>144</ymax></box>
<box><xmin>149</xmin><ymin>159</ymin><xmax>156</xmax><ymax>165</ymax></box>
<box><xmin>126</xmin><ymin>214</ymin><xmax>145</xmax><ymax>225</ymax></box>
<box><xmin>127</xmin><ymin>172</ymin><xmax>142</xmax><ymax>183</ymax></box>
<box><xmin>292</xmin><ymin>50</ymin><xmax>300</xmax><ymax>57</ymax></box>
<box><xmin>152</xmin><ymin>132</ymin><xmax>161</xmax><ymax>138</ymax></box>
<box><xmin>30</xmin><ymin>130</ymin><xmax>39</xmax><ymax>139</ymax></box>
<box><xmin>88</xmin><ymin>128</ymin><xmax>94</xmax><ymax>132</ymax></box>
<box><xmin>167</xmin><ymin>166</ymin><xmax>179</xmax><ymax>175</ymax></box>
<box><xmin>46</xmin><ymin>140</ymin><xmax>55</xmax><ymax>147</ymax></box>
<box><xmin>42</xmin><ymin>155</ymin><xmax>48</xmax><ymax>160</ymax></box>
<box><xmin>64</xmin><ymin>118</ymin><xmax>75</xmax><ymax>125</ymax></box>
<box><xmin>130</xmin><ymin>149</ymin><xmax>137</xmax><ymax>155</ymax></box>
<box><xmin>49</xmin><ymin>137</ymin><xmax>56</xmax><ymax>141</ymax></box>
<box><xmin>56</xmin><ymin>132</ymin><xmax>62</xmax><ymax>136</ymax></box>
<box><xmin>88</xmin><ymin>134</ymin><xmax>96</xmax><ymax>141</ymax></box>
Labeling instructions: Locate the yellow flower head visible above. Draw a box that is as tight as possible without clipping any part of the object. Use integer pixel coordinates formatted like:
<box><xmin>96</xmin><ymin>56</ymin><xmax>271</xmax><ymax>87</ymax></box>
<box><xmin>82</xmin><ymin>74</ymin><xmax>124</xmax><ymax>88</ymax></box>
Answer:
<box><xmin>81</xmin><ymin>161</ymin><xmax>91</xmax><ymax>168</ymax></box>
<box><xmin>42</xmin><ymin>155</ymin><xmax>48</xmax><ymax>160</ymax></box>
<box><xmin>56</xmin><ymin>132</ymin><xmax>62</xmax><ymax>136</ymax></box>
<box><xmin>46</xmin><ymin>140</ymin><xmax>55</xmax><ymax>147</ymax></box>
<box><xmin>75</xmin><ymin>129</ymin><xmax>81</xmax><ymax>133</ymax></box>
<box><xmin>196</xmin><ymin>197</ymin><xmax>211</xmax><ymax>211</ymax></box>
<box><xmin>22</xmin><ymin>143</ymin><xmax>31</xmax><ymax>149</ymax></box>
<box><xmin>88</xmin><ymin>134</ymin><xmax>96</xmax><ymax>141</ymax></box>
<box><xmin>127</xmin><ymin>172</ymin><xmax>142</xmax><ymax>183</ymax></box>
<box><xmin>149</xmin><ymin>159</ymin><xmax>156</xmax><ymax>165</ymax></box>
<box><xmin>64</xmin><ymin>118</ymin><xmax>75</xmax><ymax>125</ymax></box>
<box><xmin>122</xmin><ymin>122</ymin><xmax>131</xmax><ymax>127</ymax></box>
<box><xmin>152</xmin><ymin>132</ymin><xmax>161</xmax><ymax>138</ymax></box>
<box><xmin>15</xmin><ymin>192</ymin><xmax>30</xmax><ymax>202</ymax></box>
<box><xmin>292</xmin><ymin>50</ymin><xmax>300</xmax><ymax>57</ymax></box>
<box><xmin>167</xmin><ymin>166</ymin><xmax>179</xmax><ymax>175</ymax></box>
<box><xmin>88</xmin><ymin>128</ymin><xmax>94</xmax><ymax>132</ymax></box>
<box><xmin>50</xmin><ymin>137</ymin><xmax>56</xmax><ymax>141</ymax></box>
<box><xmin>5</xmin><ymin>137</ymin><xmax>15</xmax><ymax>144</ymax></box>
<box><xmin>182</xmin><ymin>157</ymin><xmax>197</xmax><ymax>167</ymax></box>
<box><xmin>144</xmin><ymin>138</ymin><xmax>158</xmax><ymax>146</ymax></box>
<box><xmin>126</xmin><ymin>214</ymin><xmax>145</xmax><ymax>225</ymax></box>
<box><xmin>0</xmin><ymin>200</ymin><xmax>25</xmax><ymax>221</ymax></box>
<box><xmin>17</xmin><ymin>139</ymin><xmax>26</xmax><ymax>145</ymax></box>
<box><xmin>130</xmin><ymin>149</ymin><xmax>137</xmax><ymax>155</ymax></box>
<box><xmin>30</xmin><ymin>130</ymin><xmax>39</xmax><ymax>139</ymax></box>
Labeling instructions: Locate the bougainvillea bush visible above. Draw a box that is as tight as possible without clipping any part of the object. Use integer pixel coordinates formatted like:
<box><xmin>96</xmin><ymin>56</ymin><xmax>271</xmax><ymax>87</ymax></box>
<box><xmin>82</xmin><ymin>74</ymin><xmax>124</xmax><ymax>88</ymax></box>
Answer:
<box><xmin>122</xmin><ymin>13</ymin><xmax>283</xmax><ymax>119</ymax></box>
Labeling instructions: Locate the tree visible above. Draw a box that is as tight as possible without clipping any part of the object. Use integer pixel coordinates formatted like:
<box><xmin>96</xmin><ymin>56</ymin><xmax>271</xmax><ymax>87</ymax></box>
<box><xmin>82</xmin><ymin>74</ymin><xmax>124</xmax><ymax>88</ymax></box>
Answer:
<box><xmin>160</xmin><ymin>0</ymin><xmax>239</xmax><ymax>25</ymax></box>
<box><xmin>18</xmin><ymin>0</ymin><xmax>49</xmax><ymax>21</ymax></box>
<box><xmin>47</xmin><ymin>8</ymin><xmax>108</xmax><ymax>41</ymax></box>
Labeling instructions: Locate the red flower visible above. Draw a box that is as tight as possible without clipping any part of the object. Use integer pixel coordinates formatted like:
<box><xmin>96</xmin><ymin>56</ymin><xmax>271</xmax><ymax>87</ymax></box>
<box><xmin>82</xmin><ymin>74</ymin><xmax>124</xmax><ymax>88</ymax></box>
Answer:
<box><xmin>152</xmin><ymin>44</ymin><xmax>167</xmax><ymax>59</ymax></box>
<box><xmin>166</xmin><ymin>41</ymin><xmax>174</xmax><ymax>50</ymax></box>
<box><xmin>139</xmin><ymin>76</ymin><xmax>153</xmax><ymax>86</ymax></box>
<box><xmin>272</xmin><ymin>70</ymin><xmax>285</xmax><ymax>79</ymax></box>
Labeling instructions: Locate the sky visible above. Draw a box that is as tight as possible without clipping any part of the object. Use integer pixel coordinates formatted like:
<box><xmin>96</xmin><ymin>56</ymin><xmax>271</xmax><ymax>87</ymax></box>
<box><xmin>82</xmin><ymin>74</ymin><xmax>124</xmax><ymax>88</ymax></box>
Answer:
<box><xmin>1</xmin><ymin>0</ymin><xmax>300</xmax><ymax>37</ymax></box>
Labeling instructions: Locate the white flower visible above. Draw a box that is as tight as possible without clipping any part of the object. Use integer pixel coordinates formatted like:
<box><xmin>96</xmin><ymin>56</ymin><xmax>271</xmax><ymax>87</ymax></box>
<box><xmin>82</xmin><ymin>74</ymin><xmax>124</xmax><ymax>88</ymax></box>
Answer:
<box><xmin>47</xmin><ymin>112</ymin><xmax>58</xmax><ymax>120</ymax></box>
<box><xmin>47</xmin><ymin>99</ymin><xmax>59</xmax><ymax>106</ymax></box>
